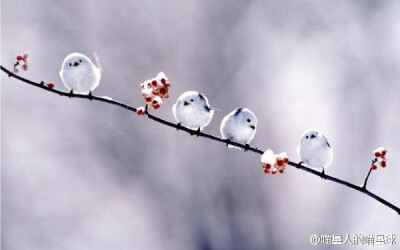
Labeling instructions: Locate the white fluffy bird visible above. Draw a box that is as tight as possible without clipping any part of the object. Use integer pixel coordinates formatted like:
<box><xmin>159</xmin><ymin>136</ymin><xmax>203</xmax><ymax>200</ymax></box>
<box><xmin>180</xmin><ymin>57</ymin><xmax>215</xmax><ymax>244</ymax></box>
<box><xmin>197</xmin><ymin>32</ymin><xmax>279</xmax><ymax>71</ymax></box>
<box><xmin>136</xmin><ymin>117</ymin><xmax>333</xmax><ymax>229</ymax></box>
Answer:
<box><xmin>220</xmin><ymin>108</ymin><xmax>257</xmax><ymax>148</ymax></box>
<box><xmin>297</xmin><ymin>129</ymin><xmax>333</xmax><ymax>177</ymax></box>
<box><xmin>172</xmin><ymin>91</ymin><xmax>214</xmax><ymax>131</ymax></box>
<box><xmin>59</xmin><ymin>52</ymin><xmax>101</xmax><ymax>96</ymax></box>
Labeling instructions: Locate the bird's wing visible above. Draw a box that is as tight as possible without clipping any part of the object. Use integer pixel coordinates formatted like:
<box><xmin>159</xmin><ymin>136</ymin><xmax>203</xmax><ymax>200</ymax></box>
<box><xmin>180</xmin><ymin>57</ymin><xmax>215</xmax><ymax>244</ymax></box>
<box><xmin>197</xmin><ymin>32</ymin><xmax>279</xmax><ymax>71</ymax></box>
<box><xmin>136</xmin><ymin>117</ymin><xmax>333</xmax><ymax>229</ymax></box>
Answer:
<box><xmin>322</xmin><ymin>135</ymin><xmax>331</xmax><ymax>147</ymax></box>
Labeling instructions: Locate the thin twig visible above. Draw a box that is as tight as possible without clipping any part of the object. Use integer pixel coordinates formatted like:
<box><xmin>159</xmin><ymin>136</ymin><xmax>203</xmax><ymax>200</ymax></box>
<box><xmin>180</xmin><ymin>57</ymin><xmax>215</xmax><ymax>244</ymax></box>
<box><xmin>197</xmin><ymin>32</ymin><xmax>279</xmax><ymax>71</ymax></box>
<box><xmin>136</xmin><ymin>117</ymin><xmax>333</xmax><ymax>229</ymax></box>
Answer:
<box><xmin>362</xmin><ymin>168</ymin><xmax>373</xmax><ymax>190</ymax></box>
<box><xmin>1</xmin><ymin>65</ymin><xmax>399</xmax><ymax>215</ymax></box>
<box><xmin>362</xmin><ymin>159</ymin><xmax>377</xmax><ymax>189</ymax></box>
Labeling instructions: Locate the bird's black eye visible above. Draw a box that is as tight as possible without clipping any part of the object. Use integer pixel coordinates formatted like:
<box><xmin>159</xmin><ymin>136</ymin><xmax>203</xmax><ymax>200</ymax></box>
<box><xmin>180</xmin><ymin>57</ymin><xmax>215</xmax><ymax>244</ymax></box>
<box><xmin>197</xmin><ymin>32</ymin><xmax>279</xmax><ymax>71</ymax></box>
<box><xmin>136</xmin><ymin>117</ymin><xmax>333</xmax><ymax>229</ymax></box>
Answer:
<box><xmin>69</xmin><ymin>63</ymin><xmax>72</xmax><ymax>66</ymax></box>
<box><xmin>190</xmin><ymin>99</ymin><xmax>194</xmax><ymax>102</ymax></box>
<box><xmin>306</xmin><ymin>136</ymin><xmax>309</xmax><ymax>139</ymax></box>
<box><xmin>247</xmin><ymin>119</ymin><xmax>251</xmax><ymax>122</ymax></box>
<box><xmin>79</xmin><ymin>59</ymin><xmax>82</xmax><ymax>63</ymax></box>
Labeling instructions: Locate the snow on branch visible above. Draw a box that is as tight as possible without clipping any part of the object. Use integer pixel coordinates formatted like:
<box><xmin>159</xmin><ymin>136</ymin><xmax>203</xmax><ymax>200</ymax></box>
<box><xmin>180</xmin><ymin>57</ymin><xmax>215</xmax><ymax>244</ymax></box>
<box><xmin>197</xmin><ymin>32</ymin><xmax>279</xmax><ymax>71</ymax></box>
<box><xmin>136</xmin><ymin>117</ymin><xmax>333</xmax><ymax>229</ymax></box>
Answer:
<box><xmin>1</xmin><ymin>64</ymin><xmax>399</xmax><ymax>215</ymax></box>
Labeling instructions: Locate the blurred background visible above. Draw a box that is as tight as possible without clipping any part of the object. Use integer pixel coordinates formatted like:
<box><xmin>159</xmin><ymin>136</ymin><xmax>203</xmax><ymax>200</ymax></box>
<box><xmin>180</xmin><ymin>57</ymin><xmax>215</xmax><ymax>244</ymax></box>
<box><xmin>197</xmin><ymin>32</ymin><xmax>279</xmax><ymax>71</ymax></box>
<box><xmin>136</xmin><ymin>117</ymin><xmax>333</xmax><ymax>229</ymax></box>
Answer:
<box><xmin>2</xmin><ymin>0</ymin><xmax>400</xmax><ymax>249</ymax></box>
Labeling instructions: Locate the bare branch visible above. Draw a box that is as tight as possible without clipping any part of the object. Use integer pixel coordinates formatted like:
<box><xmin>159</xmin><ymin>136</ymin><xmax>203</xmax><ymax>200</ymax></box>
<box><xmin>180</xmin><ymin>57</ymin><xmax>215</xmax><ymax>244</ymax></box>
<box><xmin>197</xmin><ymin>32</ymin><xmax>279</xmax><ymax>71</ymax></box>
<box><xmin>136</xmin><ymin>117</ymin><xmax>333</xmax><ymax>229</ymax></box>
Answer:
<box><xmin>1</xmin><ymin>65</ymin><xmax>399</xmax><ymax>215</ymax></box>
<box><xmin>362</xmin><ymin>159</ymin><xmax>378</xmax><ymax>190</ymax></box>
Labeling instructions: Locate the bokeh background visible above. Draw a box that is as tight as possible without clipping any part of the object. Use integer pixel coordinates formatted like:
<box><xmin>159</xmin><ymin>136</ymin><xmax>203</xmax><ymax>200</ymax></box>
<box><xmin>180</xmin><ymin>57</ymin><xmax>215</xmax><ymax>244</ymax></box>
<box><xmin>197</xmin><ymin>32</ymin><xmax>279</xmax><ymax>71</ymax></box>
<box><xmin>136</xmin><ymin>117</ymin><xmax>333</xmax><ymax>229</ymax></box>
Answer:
<box><xmin>2</xmin><ymin>0</ymin><xmax>400</xmax><ymax>249</ymax></box>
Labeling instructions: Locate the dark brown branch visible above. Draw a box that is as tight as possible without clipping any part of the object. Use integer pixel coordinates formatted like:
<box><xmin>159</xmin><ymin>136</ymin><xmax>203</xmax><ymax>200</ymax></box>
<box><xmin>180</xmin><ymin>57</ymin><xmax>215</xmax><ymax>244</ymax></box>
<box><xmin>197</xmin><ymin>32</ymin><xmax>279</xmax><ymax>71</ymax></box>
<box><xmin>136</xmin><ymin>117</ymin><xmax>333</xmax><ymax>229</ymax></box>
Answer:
<box><xmin>362</xmin><ymin>168</ymin><xmax>373</xmax><ymax>189</ymax></box>
<box><xmin>1</xmin><ymin>65</ymin><xmax>399</xmax><ymax>215</ymax></box>
<box><xmin>362</xmin><ymin>159</ymin><xmax>378</xmax><ymax>189</ymax></box>
<box><xmin>0</xmin><ymin>65</ymin><xmax>137</xmax><ymax>113</ymax></box>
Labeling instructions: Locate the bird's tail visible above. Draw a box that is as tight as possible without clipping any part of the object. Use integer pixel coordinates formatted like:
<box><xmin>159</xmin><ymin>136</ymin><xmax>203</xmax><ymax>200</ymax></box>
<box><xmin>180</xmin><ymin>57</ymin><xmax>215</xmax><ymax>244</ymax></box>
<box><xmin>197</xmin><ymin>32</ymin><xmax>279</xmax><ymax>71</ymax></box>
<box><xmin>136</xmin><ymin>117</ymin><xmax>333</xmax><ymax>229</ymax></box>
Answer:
<box><xmin>92</xmin><ymin>51</ymin><xmax>102</xmax><ymax>72</ymax></box>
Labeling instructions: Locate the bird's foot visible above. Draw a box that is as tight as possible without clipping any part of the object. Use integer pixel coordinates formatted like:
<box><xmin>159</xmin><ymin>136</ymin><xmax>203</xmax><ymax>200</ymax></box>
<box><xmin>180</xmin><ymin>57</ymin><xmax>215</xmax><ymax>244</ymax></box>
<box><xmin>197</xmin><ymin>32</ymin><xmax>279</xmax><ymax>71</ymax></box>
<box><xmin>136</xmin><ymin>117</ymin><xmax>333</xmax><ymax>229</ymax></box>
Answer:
<box><xmin>69</xmin><ymin>89</ymin><xmax>74</xmax><ymax>98</ymax></box>
<box><xmin>176</xmin><ymin>123</ymin><xmax>181</xmax><ymax>131</ymax></box>
<box><xmin>244</xmin><ymin>144</ymin><xmax>250</xmax><ymax>151</ymax></box>
<box><xmin>225</xmin><ymin>139</ymin><xmax>231</xmax><ymax>147</ymax></box>
<box><xmin>88</xmin><ymin>91</ymin><xmax>93</xmax><ymax>100</ymax></box>
<box><xmin>321</xmin><ymin>168</ymin><xmax>326</xmax><ymax>180</ymax></box>
<box><xmin>189</xmin><ymin>128</ymin><xmax>201</xmax><ymax>136</ymax></box>
<box><xmin>195</xmin><ymin>127</ymin><xmax>201</xmax><ymax>137</ymax></box>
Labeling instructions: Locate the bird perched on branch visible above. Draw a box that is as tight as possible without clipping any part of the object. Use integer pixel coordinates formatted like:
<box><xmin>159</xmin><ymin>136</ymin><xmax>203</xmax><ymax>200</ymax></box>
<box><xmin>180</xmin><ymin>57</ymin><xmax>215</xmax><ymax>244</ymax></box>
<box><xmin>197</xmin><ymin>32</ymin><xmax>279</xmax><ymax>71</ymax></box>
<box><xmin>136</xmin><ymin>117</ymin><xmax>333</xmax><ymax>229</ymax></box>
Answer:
<box><xmin>59</xmin><ymin>52</ymin><xmax>101</xmax><ymax>98</ymax></box>
<box><xmin>172</xmin><ymin>91</ymin><xmax>214</xmax><ymax>133</ymax></box>
<box><xmin>220</xmin><ymin>108</ymin><xmax>257</xmax><ymax>149</ymax></box>
<box><xmin>298</xmin><ymin>129</ymin><xmax>333</xmax><ymax>178</ymax></box>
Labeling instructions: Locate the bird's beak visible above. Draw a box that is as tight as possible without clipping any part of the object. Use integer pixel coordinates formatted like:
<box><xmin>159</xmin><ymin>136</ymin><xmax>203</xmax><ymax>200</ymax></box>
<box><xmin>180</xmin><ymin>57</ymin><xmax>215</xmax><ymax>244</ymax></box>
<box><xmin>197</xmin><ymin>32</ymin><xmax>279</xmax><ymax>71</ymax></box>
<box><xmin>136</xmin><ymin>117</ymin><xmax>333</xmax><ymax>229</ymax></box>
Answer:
<box><xmin>183</xmin><ymin>101</ymin><xmax>189</xmax><ymax>106</ymax></box>
<box><xmin>311</xmin><ymin>134</ymin><xmax>316</xmax><ymax>139</ymax></box>
<box><xmin>250</xmin><ymin>125</ymin><xmax>255</xmax><ymax>130</ymax></box>
<box><xmin>73</xmin><ymin>62</ymin><xmax>79</xmax><ymax>67</ymax></box>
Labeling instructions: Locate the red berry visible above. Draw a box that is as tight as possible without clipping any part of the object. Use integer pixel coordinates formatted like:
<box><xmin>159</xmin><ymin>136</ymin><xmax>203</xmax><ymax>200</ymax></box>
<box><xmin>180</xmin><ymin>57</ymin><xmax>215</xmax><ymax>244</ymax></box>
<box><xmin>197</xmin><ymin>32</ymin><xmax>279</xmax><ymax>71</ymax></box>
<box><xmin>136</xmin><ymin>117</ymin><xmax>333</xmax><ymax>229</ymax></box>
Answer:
<box><xmin>153</xmin><ymin>104</ymin><xmax>160</xmax><ymax>109</ymax></box>
<box><xmin>271</xmin><ymin>170</ymin><xmax>277</xmax><ymax>175</ymax></box>
<box><xmin>264</xmin><ymin>168</ymin><xmax>269</xmax><ymax>174</ymax></box>
<box><xmin>276</xmin><ymin>159</ymin><xmax>283</xmax><ymax>167</ymax></box>
<box><xmin>161</xmin><ymin>78</ymin><xmax>166</xmax><ymax>84</ymax></box>
<box><xmin>380</xmin><ymin>161</ymin><xmax>386</xmax><ymax>167</ymax></box>
<box><xmin>151</xmin><ymin>80</ymin><xmax>157</xmax><ymax>86</ymax></box>
<box><xmin>13</xmin><ymin>68</ymin><xmax>19</xmax><ymax>73</ymax></box>
<box><xmin>47</xmin><ymin>83</ymin><xmax>55</xmax><ymax>89</ymax></box>
<box><xmin>137</xmin><ymin>109</ymin><xmax>144</xmax><ymax>115</ymax></box>
<box><xmin>381</xmin><ymin>150</ymin><xmax>387</xmax><ymax>157</ymax></box>
<box><xmin>145</xmin><ymin>97</ymin><xmax>152</xmax><ymax>102</ymax></box>
<box><xmin>23</xmin><ymin>54</ymin><xmax>28</xmax><ymax>59</ymax></box>
<box><xmin>371</xmin><ymin>165</ymin><xmax>378</xmax><ymax>170</ymax></box>
<box><xmin>265</xmin><ymin>164</ymin><xmax>271</xmax><ymax>169</ymax></box>
<box><xmin>16</xmin><ymin>55</ymin><xmax>23</xmax><ymax>61</ymax></box>
<box><xmin>279</xmin><ymin>169</ymin><xmax>284</xmax><ymax>174</ymax></box>
<box><xmin>160</xmin><ymin>88</ymin><xmax>167</xmax><ymax>95</ymax></box>
<box><xmin>21</xmin><ymin>64</ymin><xmax>28</xmax><ymax>71</ymax></box>
<box><xmin>283</xmin><ymin>158</ymin><xmax>289</xmax><ymax>163</ymax></box>
<box><xmin>374</xmin><ymin>152</ymin><xmax>381</xmax><ymax>157</ymax></box>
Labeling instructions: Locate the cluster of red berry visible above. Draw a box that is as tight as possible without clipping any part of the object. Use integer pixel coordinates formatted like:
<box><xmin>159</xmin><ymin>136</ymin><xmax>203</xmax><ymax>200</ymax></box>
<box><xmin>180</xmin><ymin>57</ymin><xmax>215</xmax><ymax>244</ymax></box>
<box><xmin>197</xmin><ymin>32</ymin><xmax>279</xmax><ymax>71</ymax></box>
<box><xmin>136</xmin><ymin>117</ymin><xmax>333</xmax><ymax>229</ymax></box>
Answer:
<box><xmin>371</xmin><ymin>147</ymin><xmax>387</xmax><ymax>170</ymax></box>
<box><xmin>140</xmin><ymin>72</ymin><xmax>171</xmax><ymax>110</ymax></box>
<box><xmin>261</xmin><ymin>150</ymin><xmax>289</xmax><ymax>175</ymax></box>
<box><xmin>13</xmin><ymin>54</ymin><xmax>29</xmax><ymax>73</ymax></box>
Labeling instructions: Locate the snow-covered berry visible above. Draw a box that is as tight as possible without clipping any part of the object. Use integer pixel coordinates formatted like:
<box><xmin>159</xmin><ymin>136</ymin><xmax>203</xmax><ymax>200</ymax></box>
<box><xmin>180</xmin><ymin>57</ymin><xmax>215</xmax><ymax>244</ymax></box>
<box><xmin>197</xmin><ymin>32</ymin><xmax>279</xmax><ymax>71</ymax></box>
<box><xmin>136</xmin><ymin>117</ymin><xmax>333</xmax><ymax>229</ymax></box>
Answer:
<box><xmin>136</xmin><ymin>106</ymin><xmax>145</xmax><ymax>116</ymax></box>
<box><xmin>140</xmin><ymin>72</ymin><xmax>171</xmax><ymax>110</ymax></box>
<box><xmin>261</xmin><ymin>149</ymin><xmax>289</xmax><ymax>175</ymax></box>
<box><xmin>370</xmin><ymin>147</ymin><xmax>388</xmax><ymax>171</ymax></box>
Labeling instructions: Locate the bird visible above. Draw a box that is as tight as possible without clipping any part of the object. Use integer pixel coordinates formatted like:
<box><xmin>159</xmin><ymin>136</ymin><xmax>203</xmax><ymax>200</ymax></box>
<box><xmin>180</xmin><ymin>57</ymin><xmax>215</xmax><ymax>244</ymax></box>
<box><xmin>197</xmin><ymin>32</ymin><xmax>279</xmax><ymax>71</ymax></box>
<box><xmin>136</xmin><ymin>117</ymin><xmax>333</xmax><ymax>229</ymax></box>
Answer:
<box><xmin>172</xmin><ymin>91</ymin><xmax>214</xmax><ymax>133</ymax></box>
<box><xmin>297</xmin><ymin>129</ymin><xmax>333</xmax><ymax>178</ymax></box>
<box><xmin>220</xmin><ymin>108</ymin><xmax>257</xmax><ymax>149</ymax></box>
<box><xmin>59</xmin><ymin>52</ymin><xmax>101</xmax><ymax>98</ymax></box>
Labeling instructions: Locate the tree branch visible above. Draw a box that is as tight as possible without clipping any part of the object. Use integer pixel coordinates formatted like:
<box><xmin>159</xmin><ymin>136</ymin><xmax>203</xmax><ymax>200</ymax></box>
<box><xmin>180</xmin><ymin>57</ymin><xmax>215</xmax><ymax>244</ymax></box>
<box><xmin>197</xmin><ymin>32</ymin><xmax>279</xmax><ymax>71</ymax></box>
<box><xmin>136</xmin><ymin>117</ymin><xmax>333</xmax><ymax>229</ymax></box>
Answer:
<box><xmin>1</xmin><ymin>65</ymin><xmax>399</xmax><ymax>215</ymax></box>
<box><xmin>362</xmin><ymin>159</ymin><xmax>378</xmax><ymax>190</ymax></box>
